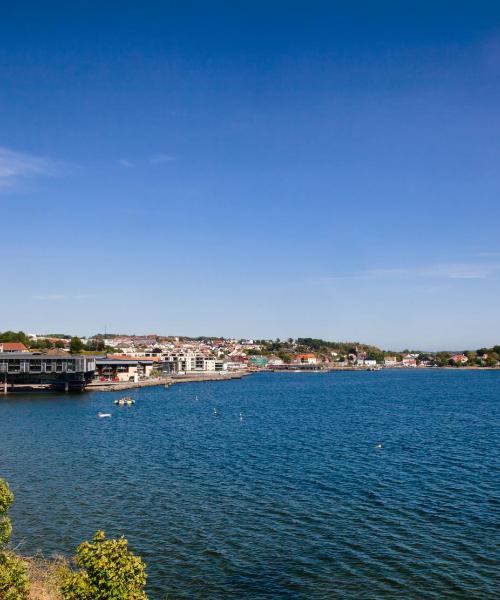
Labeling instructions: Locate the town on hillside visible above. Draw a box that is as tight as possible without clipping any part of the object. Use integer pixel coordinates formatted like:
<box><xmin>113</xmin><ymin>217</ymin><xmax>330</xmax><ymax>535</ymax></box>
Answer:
<box><xmin>1</xmin><ymin>331</ymin><xmax>499</xmax><ymax>392</ymax></box>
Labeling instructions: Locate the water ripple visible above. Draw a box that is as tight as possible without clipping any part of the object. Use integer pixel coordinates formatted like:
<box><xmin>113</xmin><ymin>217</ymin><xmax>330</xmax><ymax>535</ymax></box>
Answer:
<box><xmin>0</xmin><ymin>370</ymin><xmax>499</xmax><ymax>599</ymax></box>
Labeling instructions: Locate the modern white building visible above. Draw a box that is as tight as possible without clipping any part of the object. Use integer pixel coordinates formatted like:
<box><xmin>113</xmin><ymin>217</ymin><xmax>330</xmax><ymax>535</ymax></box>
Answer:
<box><xmin>158</xmin><ymin>351</ymin><xmax>223</xmax><ymax>374</ymax></box>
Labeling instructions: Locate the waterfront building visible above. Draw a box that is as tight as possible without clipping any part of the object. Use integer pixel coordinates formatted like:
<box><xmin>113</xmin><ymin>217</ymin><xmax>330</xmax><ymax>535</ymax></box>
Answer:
<box><xmin>402</xmin><ymin>356</ymin><xmax>417</xmax><ymax>367</ymax></box>
<box><xmin>224</xmin><ymin>361</ymin><xmax>247</xmax><ymax>371</ymax></box>
<box><xmin>249</xmin><ymin>356</ymin><xmax>268</xmax><ymax>368</ymax></box>
<box><xmin>292</xmin><ymin>353</ymin><xmax>319</xmax><ymax>365</ymax></box>
<box><xmin>267</xmin><ymin>356</ymin><xmax>284</xmax><ymax>367</ymax></box>
<box><xmin>155</xmin><ymin>351</ymin><xmax>226</xmax><ymax>374</ymax></box>
<box><xmin>0</xmin><ymin>352</ymin><xmax>96</xmax><ymax>391</ymax></box>
<box><xmin>95</xmin><ymin>358</ymin><xmax>155</xmax><ymax>382</ymax></box>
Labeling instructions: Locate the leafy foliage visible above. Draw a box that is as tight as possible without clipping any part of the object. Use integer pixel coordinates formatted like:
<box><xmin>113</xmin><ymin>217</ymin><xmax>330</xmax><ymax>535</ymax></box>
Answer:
<box><xmin>30</xmin><ymin>338</ymin><xmax>54</xmax><ymax>350</ymax></box>
<box><xmin>0</xmin><ymin>552</ymin><xmax>30</xmax><ymax>600</ymax></box>
<box><xmin>70</xmin><ymin>337</ymin><xmax>85</xmax><ymax>354</ymax></box>
<box><xmin>0</xmin><ymin>551</ymin><xmax>29</xmax><ymax>600</ymax></box>
<box><xmin>0</xmin><ymin>479</ymin><xmax>14</xmax><ymax>547</ymax></box>
<box><xmin>60</xmin><ymin>530</ymin><xmax>147</xmax><ymax>600</ymax></box>
<box><xmin>0</xmin><ymin>478</ymin><xmax>29</xmax><ymax>599</ymax></box>
<box><xmin>86</xmin><ymin>338</ymin><xmax>105</xmax><ymax>352</ymax></box>
<box><xmin>0</xmin><ymin>331</ymin><xmax>30</xmax><ymax>346</ymax></box>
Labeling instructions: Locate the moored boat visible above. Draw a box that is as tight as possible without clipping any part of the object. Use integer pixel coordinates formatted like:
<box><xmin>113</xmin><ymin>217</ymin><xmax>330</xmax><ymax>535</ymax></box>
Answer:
<box><xmin>114</xmin><ymin>396</ymin><xmax>135</xmax><ymax>406</ymax></box>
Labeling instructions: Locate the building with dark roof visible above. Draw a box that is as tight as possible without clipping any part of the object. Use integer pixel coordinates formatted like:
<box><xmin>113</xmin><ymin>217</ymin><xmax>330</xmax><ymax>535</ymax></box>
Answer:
<box><xmin>0</xmin><ymin>352</ymin><xmax>96</xmax><ymax>391</ymax></box>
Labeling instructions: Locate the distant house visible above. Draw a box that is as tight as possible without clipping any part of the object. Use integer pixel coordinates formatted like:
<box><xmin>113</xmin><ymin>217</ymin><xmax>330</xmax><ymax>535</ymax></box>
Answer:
<box><xmin>231</xmin><ymin>355</ymin><xmax>249</xmax><ymax>364</ymax></box>
<box><xmin>402</xmin><ymin>355</ymin><xmax>417</xmax><ymax>367</ymax></box>
<box><xmin>0</xmin><ymin>342</ymin><xmax>29</xmax><ymax>353</ymax></box>
<box><xmin>249</xmin><ymin>356</ymin><xmax>268</xmax><ymax>367</ymax></box>
<box><xmin>292</xmin><ymin>353</ymin><xmax>319</xmax><ymax>365</ymax></box>
<box><xmin>364</xmin><ymin>359</ymin><xmax>377</xmax><ymax>367</ymax></box>
<box><xmin>450</xmin><ymin>354</ymin><xmax>468</xmax><ymax>364</ymax></box>
<box><xmin>267</xmin><ymin>355</ymin><xmax>284</xmax><ymax>367</ymax></box>
<box><xmin>384</xmin><ymin>356</ymin><xmax>398</xmax><ymax>366</ymax></box>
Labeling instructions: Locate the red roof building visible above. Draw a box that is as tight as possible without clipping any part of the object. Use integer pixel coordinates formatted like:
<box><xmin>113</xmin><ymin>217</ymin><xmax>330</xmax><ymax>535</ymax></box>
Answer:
<box><xmin>0</xmin><ymin>342</ymin><xmax>29</xmax><ymax>353</ymax></box>
<box><xmin>292</xmin><ymin>353</ymin><xmax>319</xmax><ymax>365</ymax></box>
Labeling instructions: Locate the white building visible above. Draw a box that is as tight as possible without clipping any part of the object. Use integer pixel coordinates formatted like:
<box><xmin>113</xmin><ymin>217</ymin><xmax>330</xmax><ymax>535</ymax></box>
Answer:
<box><xmin>159</xmin><ymin>351</ymin><xmax>221</xmax><ymax>373</ymax></box>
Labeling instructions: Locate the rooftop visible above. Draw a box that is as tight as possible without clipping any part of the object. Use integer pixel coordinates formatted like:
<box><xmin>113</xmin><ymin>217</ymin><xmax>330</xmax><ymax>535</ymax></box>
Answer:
<box><xmin>0</xmin><ymin>352</ymin><xmax>95</xmax><ymax>360</ymax></box>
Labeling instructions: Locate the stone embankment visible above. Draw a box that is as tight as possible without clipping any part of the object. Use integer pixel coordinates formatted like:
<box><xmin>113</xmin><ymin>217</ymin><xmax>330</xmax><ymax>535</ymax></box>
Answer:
<box><xmin>87</xmin><ymin>371</ymin><xmax>251</xmax><ymax>392</ymax></box>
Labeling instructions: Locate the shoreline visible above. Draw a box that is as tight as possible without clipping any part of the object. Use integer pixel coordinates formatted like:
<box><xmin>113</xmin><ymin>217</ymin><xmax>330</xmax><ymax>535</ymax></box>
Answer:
<box><xmin>1</xmin><ymin>366</ymin><xmax>498</xmax><ymax>395</ymax></box>
<box><xmin>86</xmin><ymin>370</ymin><xmax>253</xmax><ymax>392</ymax></box>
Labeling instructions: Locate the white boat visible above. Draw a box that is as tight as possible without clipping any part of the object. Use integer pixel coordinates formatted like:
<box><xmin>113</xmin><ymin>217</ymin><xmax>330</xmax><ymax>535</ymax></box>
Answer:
<box><xmin>98</xmin><ymin>412</ymin><xmax>111</xmax><ymax>418</ymax></box>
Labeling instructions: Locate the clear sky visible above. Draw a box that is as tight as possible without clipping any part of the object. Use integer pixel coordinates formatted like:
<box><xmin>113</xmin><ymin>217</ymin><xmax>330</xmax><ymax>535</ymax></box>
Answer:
<box><xmin>1</xmin><ymin>1</ymin><xmax>499</xmax><ymax>350</ymax></box>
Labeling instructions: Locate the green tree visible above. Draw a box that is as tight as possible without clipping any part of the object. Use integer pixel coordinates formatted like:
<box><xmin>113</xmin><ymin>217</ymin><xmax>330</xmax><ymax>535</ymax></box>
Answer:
<box><xmin>60</xmin><ymin>530</ymin><xmax>147</xmax><ymax>600</ymax></box>
<box><xmin>0</xmin><ymin>331</ymin><xmax>30</xmax><ymax>346</ymax></box>
<box><xmin>55</xmin><ymin>340</ymin><xmax>65</xmax><ymax>349</ymax></box>
<box><xmin>36</xmin><ymin>338</ymin><xmax>53</xmax><ymax>349</ymax></box>
<box><xmin>70</xmin><ymin>337</ymin><xmax>85</xmax><ymax>354</ymax></box>
<box><xmin>435</xmin><ymin>352</ymin><xmax>451</xmax><ymax>367</ymax></box>
<box><xmin>366</xmin><ymin>350</ymin><xmax>384</xmax><ymax>363</ymax></box>
<box><xmin>86</xmin><ymin>338</ymin><xmax>105</xmax><ymax>352</ymax></box>
<box><xmin>465</xmin><ymin>351</ymin><xmax>477</xmax><ymax>365</ymax></box>
<box><xmin>0</xmin><ymin>479</ymin><xmax>13</xmax><ymax>547</ymax></box>
<box><xmin>277</xmin><ymin>351</ymin><xmax>292</xmax><ymax>363</ymax></box>
<box><xmin>486</xmin><ymin>352</ymin><xmax>499</xmax><ymax>367</ymax></box>
<box><xmin>0</xmin><ymin>478</ymin><xmax>30</xmax><ymax>599</ymax></box>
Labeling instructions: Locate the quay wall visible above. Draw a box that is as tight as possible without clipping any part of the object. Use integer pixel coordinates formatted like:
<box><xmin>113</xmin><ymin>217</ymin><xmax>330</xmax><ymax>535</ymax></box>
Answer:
<box><xmin>86</xmin><ymin>371</ymin><xmax>252</xmax><ymax>392</ymax></box>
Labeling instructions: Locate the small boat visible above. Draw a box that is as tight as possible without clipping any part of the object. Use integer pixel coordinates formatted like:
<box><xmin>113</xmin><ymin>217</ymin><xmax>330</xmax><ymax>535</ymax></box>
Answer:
<box><xmin>98</xmin><ymin>412</ymin><xmax>111</xmax><ymax>418</ymax></box>
<box><xmin>114</xmin><ymin>396</ymin><xmax>135</xmax><ymax>406</ymax></box>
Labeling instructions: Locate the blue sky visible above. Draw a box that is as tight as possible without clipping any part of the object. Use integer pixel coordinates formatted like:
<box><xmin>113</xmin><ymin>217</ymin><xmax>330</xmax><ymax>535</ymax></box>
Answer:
<box><xmin>1</xmin><ymin>1</ymin><xmax>499</xmax><ymax>349</ymax></box>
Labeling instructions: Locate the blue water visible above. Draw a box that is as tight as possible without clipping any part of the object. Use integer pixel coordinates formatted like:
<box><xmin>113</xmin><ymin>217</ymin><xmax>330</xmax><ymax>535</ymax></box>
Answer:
<box><xmin>0</xmin><ymin>370</ymin><xmax>498</xmax><ymax>599</ymax></box>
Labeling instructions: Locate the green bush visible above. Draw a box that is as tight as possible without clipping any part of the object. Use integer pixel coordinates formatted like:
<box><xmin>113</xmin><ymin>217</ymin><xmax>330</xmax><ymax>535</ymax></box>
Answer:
<box><xmin>0</xmin><ymin>552</ymin><xmax>30</xmax><ymax>599</ymax></box>
<box><xmin>0</xmin><ymin>478</ymin><xmax>29</xmax><ymax>599</ymax></box>
<box><xmin>60</xmin><ymin>530</ymin><xmax>147</xmax><ymax>599</ymax></box>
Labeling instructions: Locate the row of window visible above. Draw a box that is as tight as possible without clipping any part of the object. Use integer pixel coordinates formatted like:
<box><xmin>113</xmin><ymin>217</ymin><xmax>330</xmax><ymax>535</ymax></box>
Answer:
<box><xmin>0</xmin><ymin>360</ymin><xmax>77</xmax><ymax>372</ymax></box>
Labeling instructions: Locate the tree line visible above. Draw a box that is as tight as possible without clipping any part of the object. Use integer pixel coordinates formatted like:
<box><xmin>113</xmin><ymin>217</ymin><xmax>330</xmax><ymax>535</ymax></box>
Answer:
<box><xmin>0</xmin><ymin>331</ymin><xmax>116</xmax><ymax>355</ymax></box>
